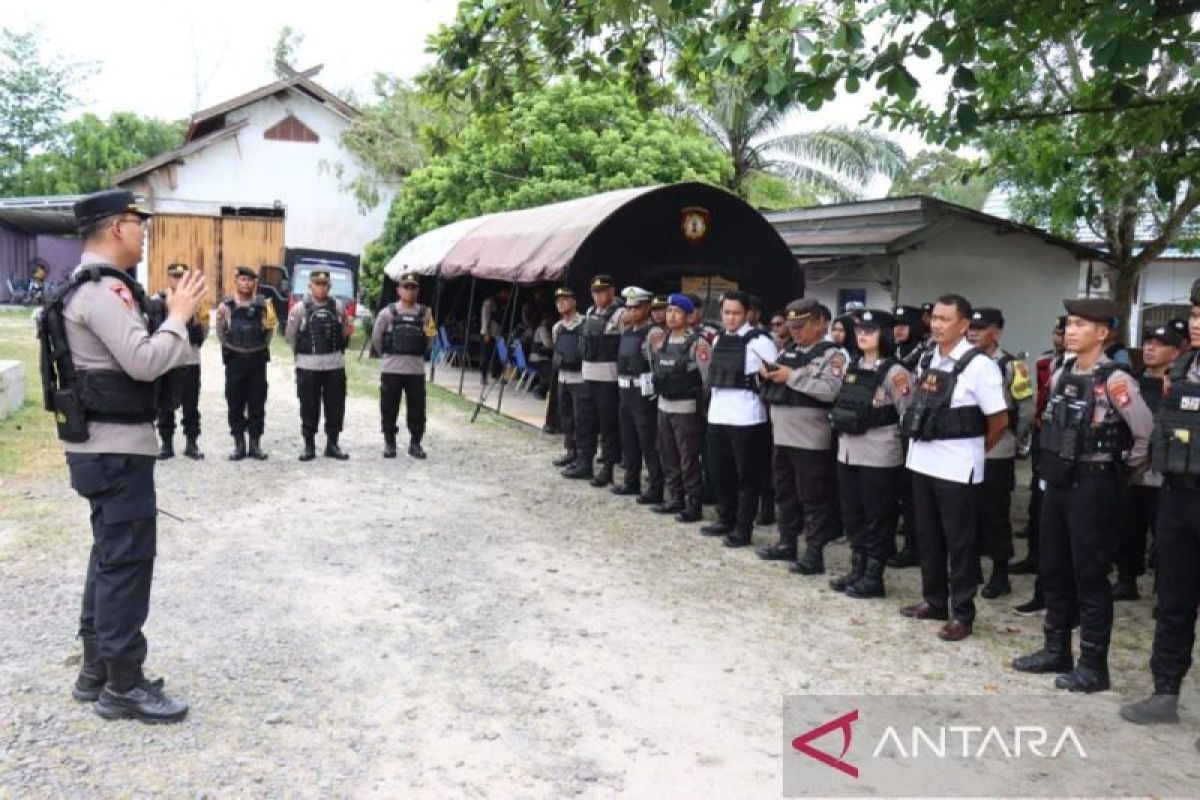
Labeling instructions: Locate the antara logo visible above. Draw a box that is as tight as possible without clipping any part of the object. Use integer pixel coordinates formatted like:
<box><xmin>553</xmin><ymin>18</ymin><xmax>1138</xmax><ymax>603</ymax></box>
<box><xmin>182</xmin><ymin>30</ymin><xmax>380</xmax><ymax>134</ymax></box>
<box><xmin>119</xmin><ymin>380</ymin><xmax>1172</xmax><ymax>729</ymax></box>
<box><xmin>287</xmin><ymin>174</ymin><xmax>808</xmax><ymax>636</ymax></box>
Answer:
<box><xmin>792</xmin><ymin>710</ymin><xmax>859</xmax><ymax>779</ymax></box>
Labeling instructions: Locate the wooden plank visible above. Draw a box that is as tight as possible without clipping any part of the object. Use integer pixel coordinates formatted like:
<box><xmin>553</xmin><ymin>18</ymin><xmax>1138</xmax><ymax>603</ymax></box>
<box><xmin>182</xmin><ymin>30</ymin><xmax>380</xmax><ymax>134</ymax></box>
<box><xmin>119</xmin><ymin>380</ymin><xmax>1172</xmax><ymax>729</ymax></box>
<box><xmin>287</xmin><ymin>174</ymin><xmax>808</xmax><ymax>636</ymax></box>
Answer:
<box><xmin>219</xmin><ymin>217</ymin><xmax>285</xmax><ymax>299</ymax></box>
<box><xmin>147</xmin><ymin>215</ymin><xmax>220</xmax><ymax>305</ymax></box>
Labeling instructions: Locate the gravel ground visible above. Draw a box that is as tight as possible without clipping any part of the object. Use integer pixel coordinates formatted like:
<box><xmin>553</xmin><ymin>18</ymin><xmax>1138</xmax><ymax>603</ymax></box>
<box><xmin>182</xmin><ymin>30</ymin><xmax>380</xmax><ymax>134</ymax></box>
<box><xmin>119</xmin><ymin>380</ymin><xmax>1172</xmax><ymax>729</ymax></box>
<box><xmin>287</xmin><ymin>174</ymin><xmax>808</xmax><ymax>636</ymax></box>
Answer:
<box><xmin>0</xmin><ymin>341</ymin><xmax>1197</xmax><ymax>798</ymax></box>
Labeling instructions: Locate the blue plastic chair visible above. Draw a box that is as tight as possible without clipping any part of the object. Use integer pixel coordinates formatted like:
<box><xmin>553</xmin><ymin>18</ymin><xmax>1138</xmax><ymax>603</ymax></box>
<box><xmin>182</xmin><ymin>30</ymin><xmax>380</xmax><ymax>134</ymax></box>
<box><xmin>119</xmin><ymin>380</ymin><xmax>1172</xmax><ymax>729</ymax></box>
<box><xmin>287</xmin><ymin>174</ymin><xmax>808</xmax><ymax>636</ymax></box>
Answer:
<box><xmin>438</xmin><ymin>326</ymin><xmax>467</xmax><ymax>367</ymax></box>
<box><xmin>511</xmin><ymin>341</ymin><xmax>543</xmax><ymax>394</ymax></box>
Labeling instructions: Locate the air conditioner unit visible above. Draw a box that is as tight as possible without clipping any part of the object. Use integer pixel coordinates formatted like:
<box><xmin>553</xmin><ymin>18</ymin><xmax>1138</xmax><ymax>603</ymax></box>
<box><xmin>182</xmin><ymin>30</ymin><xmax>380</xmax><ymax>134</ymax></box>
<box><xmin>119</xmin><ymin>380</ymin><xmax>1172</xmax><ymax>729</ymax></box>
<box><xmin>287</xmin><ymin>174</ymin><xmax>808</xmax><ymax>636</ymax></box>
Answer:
<box><xmin>1079</xmin><ymin>263</ymin><xmax>1112</xmax><ymax>296</ymax></box>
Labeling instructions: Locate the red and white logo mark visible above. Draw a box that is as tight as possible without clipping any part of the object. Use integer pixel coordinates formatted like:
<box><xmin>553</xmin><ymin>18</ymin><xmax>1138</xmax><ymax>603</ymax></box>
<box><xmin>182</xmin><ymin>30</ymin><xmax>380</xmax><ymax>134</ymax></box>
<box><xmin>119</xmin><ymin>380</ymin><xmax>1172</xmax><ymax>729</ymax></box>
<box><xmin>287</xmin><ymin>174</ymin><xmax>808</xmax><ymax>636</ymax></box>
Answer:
<box><xmin>792</xmin><ymin>710</ymin><xmax>859</xmax><ymax>778</ymax></box>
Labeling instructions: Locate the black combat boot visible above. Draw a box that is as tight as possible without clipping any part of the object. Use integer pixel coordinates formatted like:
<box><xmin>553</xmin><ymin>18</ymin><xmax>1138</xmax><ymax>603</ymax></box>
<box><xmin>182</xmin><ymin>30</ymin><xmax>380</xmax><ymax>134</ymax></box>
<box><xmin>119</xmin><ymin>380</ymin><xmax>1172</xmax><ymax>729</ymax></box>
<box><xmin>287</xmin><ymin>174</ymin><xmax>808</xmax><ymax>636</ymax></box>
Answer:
<box><xmin>183</xmin><ymin>436</ymin><xmax>204</xmax><ymax>460</ymax></box>
<box><xmin>589</xmin><ymin>463</ymin><xmax>613</xmax><ymax>487</ymax></box>
<box><xmin>95</xmin><ymin>663</ymin><xmax>187</xmax><ymax>724</ymax></box>
<box><xmin>1111</xmin><ymin>573</ymin><xmax>1140</xmax><ymax>601</ymax></box>
<box><xmin>981</xmin><ymin>561</ymin><xmax>1011</xmax><ymax>599</ymax></box>
<box><xmin>1008</xmin><ymin>553</ymin><xmax>1038</xmax><ymax>575</ymax></box>
<box><xmin>561</xmin><ymin>459</ymin><xmax>594</xmax><ymax>480</ymax></box>
<box><xmin>1120</xmin><ymin>675</ymin><xmax>1182</xmax><ymax>725</ymax></box>
<box><xmin>72</xmin><ymin>635</ymin><xmax>106</xmax><ymax>702</ymax></box>
<box><xmin>383</xmin><ymin>433</ymin><xmax>398</xmax><ymax>459</ymax></box>
<box><xmin>408</xmin><ymin>439</ymin><xmax>427</xmax><ymax>459</ymax></box>
<box><xmin>636</xmin><ymin>487</ymin><xmax>664</xmax><ymax>505</ymax></box>
<box><xmin>888</xmin><ymin>538</ymin><xmax>918</xmax><ymax>568</ymax></box>
<box><xmin>610</xmin><ymin>480</ymin><xmax>640</xmax><ymax>497</ymax></box>
<box><xmin>790</xmin><ymin>543</ymin><xmax>825</xmax><ymax>576</ymax></box>
<box><xmin>325</xmin><ymin>433</ymin><xmax>349</xmax><ymax>460</ymax></box>
<box><xmin>830</xmin><ymin>551</ymin><xmax>866</xmax><ymax>593</ymax></box>
<box><xmin>755</xmin><ymin>506</ymin><xmax>776</xmax><ymax>526</ymax></box>
<box><xmin>229</xmin><ymin>434</ymin><xmax>247</xmax><ymax>461</ymax></box>
<box><xmin>247</xmin><ymin>436</ymin><xmax>268</xmax><ymax>460</ymax></box>
<box><xmin>845</xmin><ymin>557</ymin><xmax>888</xmax><ymax>599</ymax></box>
<box><xmin>1013</xmin><ymin>627</ymin><xmax>1074</xmax><ymax>674</ymax></box>
<box><xmin>756</xmin><ymin>541</ymin><xmax>797</xmax><ymax>561</ymax></box>
<box><xmin>552</xmin><ymin>449</ymin><xmax>577</xmax><ymax>468</ymax></box>
<box><xmin>1054</xmin><ymin>641</ymin><xmax>1110</xmax><ymax>693</ymax></box>
<box><xmin>298</xmin><ymin>434</ymin><xmax>316</xmax><ymax>462</ymax></box>
<box><xmin>674</xmin><ymin>497</ymin><xmax>702</xmax><ymax>523</ymax></box>
<box><xmin>651</xmin><ymin>497</ymin><xmax>685</xmax><ymax>515</ymax></box>
<box><xmin>700</xmin><ymin>521</ymin><xmax>734</xmax><ymax>537</ymax></box>
<box><xmin>722</xmin><ymin>529</ymin><xmax>753</xmax><ymax>548</ymax></box>
<box><xmin>157</xmin><ymin>436</ymin><xmax>174</xmax><ymax>460</ymax></box>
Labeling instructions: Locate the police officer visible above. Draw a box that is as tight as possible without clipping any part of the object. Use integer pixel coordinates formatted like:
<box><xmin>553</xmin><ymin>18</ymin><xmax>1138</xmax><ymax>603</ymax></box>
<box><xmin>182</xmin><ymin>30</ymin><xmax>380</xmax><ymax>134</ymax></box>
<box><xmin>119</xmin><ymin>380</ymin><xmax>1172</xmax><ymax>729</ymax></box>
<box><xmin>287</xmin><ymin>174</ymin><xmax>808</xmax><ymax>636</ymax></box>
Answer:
<box><xmin>828</xmin><ymin>309</ymin><xmax>913</xmax><ymax>597</ymax></box>
<box><xmin>563</xmin><ymin>274</ymin><xmax>624</xmax><ymax>485</ymax></box>
<box><xmin>154</xmin><ymin>262</ymin><xmax>209</xmax><ymax>461</ymax></box>
<box><xmin>215</xmin><ymin>265</ymin><xmax>276</xmax><ymax>461</ymax></box>
<box><xmin>701</xmin><ymin>290</ymin><xmax>779</xmax><ymax>547</ymax></box>
<box><xmin>42</xmin><ymin>190</ymin><xmax>202</xmax><ymax>722</ymax></box>
<box><xmin>479</xmin><ymin>284</ymin><xmax>510</xmax><ymax>386</ymax></box>
<box><xmin>1111</xmin><ymin>324</ymin><xmax>1182</xmax><ymax>600</ymax></box>
<box><xmin>551</xmin><ymin>287</ymin><xmax>585</xmax><ymax>469</ymax></box>
<box><xmin>1013</xmin><ymin>298</ymin><xmax>1153</xmax><ymax>692</ymax></box>
<box><xmin>648</xmin><ymin>293</ymin><xmax>711</xmax><ymax>522</ymax></box>
<box><xmin>900</xmin><ymin>294</ymin><xmax>1009</xmax><ymax>642</ymax></box>
<box><xmin>650</xmin><ymin>294</ymin><xmax>669</xmax><ymax>328</ymax></box>
<box><xmin>889</xmin><ymin>304</ymin><xmax>928</xmax><ymax>568</ymax></box>
<box><xmin>757</xmin><ymin>297</ymin><xmax>846</xmax><ymax>569</ymax></box>
<box><xmin>612</xmin><ymin>286</ymin><xmax>664</xmax><ymax>503</ymax></box>
<box><xmin>1120</xmin><ymin>281</ymin><xmax>1200</xmax><ymax>733</ymax></box>
<box><xmin>286</xmin><ymin>268</ymin><xmax>353</xmax><ymax>461</ymax></box>
<box><xmin>373</xmin><ymin>272</ymin><xmax>436</xmax><ymax>459</ymax></box>
<box><xmin>967</xmin><ymin>307</ymin><xmax>1035</xmax><ymax>599</ymax></box>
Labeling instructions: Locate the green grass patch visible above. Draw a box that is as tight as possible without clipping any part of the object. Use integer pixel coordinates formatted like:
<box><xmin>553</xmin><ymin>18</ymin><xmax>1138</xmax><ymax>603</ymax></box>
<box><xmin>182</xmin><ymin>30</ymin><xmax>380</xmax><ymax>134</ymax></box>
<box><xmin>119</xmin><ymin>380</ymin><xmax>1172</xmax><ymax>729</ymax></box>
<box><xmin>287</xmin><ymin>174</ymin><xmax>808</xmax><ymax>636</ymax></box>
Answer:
<box><xmin>0</xmin><ymin>310</ymin><xmax>63</xmax><ymax>478</ymax></box>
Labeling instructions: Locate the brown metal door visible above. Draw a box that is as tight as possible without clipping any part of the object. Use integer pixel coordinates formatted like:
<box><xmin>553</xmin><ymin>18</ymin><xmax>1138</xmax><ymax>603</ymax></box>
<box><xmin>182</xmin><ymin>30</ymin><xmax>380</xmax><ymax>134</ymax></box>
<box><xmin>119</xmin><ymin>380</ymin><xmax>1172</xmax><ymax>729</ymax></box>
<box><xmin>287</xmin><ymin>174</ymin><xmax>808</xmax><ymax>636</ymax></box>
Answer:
<box><xmin>220</xmin><ymin>217</ymin><xmax>285</xmax><ymax>298</ymax></box>
<box><xmin>147</xmin><ymin>215</ymin><xmax>220</xmax><ymax>305</ymax></box>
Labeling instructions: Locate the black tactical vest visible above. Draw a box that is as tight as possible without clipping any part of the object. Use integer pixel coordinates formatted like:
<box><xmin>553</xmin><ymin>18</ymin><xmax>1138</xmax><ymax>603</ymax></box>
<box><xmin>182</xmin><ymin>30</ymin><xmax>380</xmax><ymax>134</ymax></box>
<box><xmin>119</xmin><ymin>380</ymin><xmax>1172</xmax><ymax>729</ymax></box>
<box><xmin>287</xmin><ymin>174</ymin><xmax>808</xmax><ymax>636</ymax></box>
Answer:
<box><xmin>224</xmin><ymin>298</ymin><xmax>269</xmax><ymax>350</ymax></box>
<box><xmin>1039</xmin><ymin>360</ymin><xmax>1132</xmax><ymax>484</ymax></box>
<box><xmin>1151</xmin><ymin>354</ymin><xmax>1200</xmax><ymax>477</ymax></box>
<box><xmin>617</xmin><ymin>325</ymin><xmax>653</xmax><ymax>377</ymax></box>
<box><xmin>900</xmin><ymin>347</ymin><xmax>987</xmax><ymax>441</ymax></box>
<box><xmin>382</xmin><ymin>304</ymin><xmax>428</xmax><ymax>356</ymax></box>
<box><xmin>36</xmin><ymin>264</ymin><xmax>161</xmax><ymax>442</ymax></box>
<box><xmin>295</xmin><ymin>299</ymin><xmax>343</xmax><ymax>355</ymax></box>
<box><xmin>830</xmin><ymin>358</ymin><xmax>901</xmax><ymax>434</ymax></box>
<box><xmin>709</xmin><ymin>328</ymin><xmax>770</xmax><ymax>390</ymax></box>
<box><xmin>652</xmin><ymin>332</ymin><xmax>703</xmax><ymax>400</ymax></box>
<box><xmin>1135</xmin><ymin>370</ymin><xmax>1166</xmax><ymax>415</ymax></box>
<box><xmin>581</xmin><ymin>305</ymin><xmax>620</xmax><ymax>363</ymax></box>
<box><xmin>554</xmin><ymin>323</ymin><xmax>583</xmax><ymax>371</ymax></box>
<box><xmin>760</xmin><ymin>340</ymin><xmax>839</xmax><ymax>407</ymax></box>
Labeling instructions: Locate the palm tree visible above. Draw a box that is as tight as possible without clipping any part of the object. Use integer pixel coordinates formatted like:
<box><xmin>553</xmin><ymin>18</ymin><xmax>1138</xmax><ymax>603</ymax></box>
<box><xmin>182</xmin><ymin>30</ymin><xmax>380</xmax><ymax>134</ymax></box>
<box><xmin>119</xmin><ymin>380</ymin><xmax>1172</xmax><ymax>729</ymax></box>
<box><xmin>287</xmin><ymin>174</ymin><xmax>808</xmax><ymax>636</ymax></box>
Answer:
<box><xmin>688</xmin><ymin>82</ymin><xmax>907</xmax><ymax>206</ymax></box>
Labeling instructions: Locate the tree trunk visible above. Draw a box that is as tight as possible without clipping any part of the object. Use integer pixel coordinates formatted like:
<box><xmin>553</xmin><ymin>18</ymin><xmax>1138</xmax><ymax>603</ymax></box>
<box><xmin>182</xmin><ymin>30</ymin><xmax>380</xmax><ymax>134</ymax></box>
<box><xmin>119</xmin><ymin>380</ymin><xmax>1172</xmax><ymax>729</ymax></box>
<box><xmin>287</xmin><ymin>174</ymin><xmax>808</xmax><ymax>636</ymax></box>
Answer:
<box><xmin>1111</xmin><ymin>259</ymin><xmax>1138</xmax><ymax>344</ymax></box>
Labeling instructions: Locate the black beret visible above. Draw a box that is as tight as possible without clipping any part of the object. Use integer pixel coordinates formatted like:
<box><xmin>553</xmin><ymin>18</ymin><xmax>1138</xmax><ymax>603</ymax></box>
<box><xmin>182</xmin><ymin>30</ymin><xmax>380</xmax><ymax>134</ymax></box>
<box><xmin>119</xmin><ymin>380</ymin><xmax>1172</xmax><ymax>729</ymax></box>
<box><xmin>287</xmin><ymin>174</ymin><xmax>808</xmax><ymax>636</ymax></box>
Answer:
<box><xmin>74</xmin><ymin>190</ymin><xmax>152</xmax><ymax>229</ymax></box>
<box><xmin>1063</xmin><ymin>297</ymin><xmax>1119</xmax><ymax>324</ymax></box>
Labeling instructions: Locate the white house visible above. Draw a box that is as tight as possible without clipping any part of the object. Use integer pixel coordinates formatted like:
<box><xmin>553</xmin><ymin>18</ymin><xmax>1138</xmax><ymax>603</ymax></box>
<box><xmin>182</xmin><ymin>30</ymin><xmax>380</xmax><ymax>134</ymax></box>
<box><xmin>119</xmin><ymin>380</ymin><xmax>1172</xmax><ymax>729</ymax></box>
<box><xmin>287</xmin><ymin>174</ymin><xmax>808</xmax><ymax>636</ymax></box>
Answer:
<box><xmin>983</xmin><ymin>188</ymin><xmax>1200</xmax><ymax>340</ymax></box>
<box><xmin>114</xmin><ymin>65</ymin><xmax>394</xmax><ymax>302</ymax></box>
<box><xmin>766</xmin><ymin>197</ymin><xmax>1103</xmax><ymax>361</ymax></box>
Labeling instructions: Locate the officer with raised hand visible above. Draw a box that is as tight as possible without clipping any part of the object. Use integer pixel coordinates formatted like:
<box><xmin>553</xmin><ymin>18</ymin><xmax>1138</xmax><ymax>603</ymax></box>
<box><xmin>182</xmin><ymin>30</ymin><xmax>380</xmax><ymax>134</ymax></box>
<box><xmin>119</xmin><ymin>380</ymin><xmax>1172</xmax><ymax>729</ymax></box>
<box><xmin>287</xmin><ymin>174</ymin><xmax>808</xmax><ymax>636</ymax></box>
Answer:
<box><xmin>1121</xmin><ymin>281</ymin><xmax>1200</xmax><ymax>738</ymax></box>
<box><xmin>154</xmin><ymin>262</ymin><xmax>209</xmax><ymax>461</ymax></box>
<box><xmin>967</xmin><ymin>307</ymin><xmax>1035</xmax><ymax>600</ymax></box>
<box><xmin>286</xmin><ymin>268</ymin><xmax>353</xmax><ymax>461</ymax></box>
<box><xmin>215</xmin><ymin>266</ymin><xmax>277</xmax><ymax>461</ymax></box>
<box><xmin>373</xmin><ymin>272</ymin><xmax>436</xmax><ymax>459</ymax></box>
<box><xmin>1012</xmin><ymin>298</ymin><xmax>1153</xmax><ymax>693</ymax></box>
<box><xmin>41</xmin><ymin>190</ymin><xmax>203</xmax><ymax>723</ymax></box>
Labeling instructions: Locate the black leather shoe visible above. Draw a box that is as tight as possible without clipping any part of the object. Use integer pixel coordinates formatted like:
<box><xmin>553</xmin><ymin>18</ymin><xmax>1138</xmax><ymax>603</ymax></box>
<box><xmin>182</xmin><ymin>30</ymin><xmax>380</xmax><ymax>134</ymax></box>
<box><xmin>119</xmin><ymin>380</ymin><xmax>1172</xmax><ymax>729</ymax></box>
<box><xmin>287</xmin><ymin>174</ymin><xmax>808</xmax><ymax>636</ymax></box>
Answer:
<box><xmin>651</xmin><ymin>499</ymin><xmax>685</xmax><ymax>515</ymax></box>
<box><xmin>722</xmin><ymin>534</ymin><xmax>752</xmax><ymax>548</ymax></box>
<box><xmin>1013</xmin><ymin>594</ymin><xmax>1046</xmax><ymax>616</ymax></box>
<box><xmin>790</xmin><ymin>545</ymin><xmax>825</xmax><ymax>576</ymax></box>
<box><xmin>229</xmin><ymin>434</ymin><xmax>247</xmax><ymax>461</ymax></box>
<box><xmin>561</xmin><ymin>461</ymin><xmax>594</xmax><ymax>480</ymax></box>
<box><xmin>183</xmin><ymin>437</ymin><xmax>204</xmax><ymax>460</ymax></box>
<box><xmin>981</xmin><ymin>569</ymin><xmax>1011</xmax><ymax>600</ymax></box>
<box><xmin>1008</xmin><ymin>556</ymin><xmax>1038</xmax><ymax>575</ymax></box>
<box><xmin>1111</xmin><ymin>575</ymin><xmax>1140</xmax><ymax>601</ymax></box>
<box><xmin>674</xmin><ymin>502</ymin><xmax>702</xmax><ymax>523</ymax></box>
<box><xmin>590</xmin><ymin>465</ymin><xmax>613</xmax><ymax>487</ymax></box>
<box><xmin>610</xmin><ymin>482</ymin><xmax>640</xmax><ymax>496</ymax></box>
<box><xmin>635</xmin><ymin>490</ymin><xmax>664</xmax><ymax>506</ymax></box>
<box><xmin>157</xmin><ymin>438</ymin><xmax>174</xmax><ymax>460</ymax></box>
<box><xmin>888</xmin><ymin>546</ymin><xmax>918</xmax><ymax>569</ymax></box>
<box><xmin>247</xmin><ymin>436</ymin><xmax>267</xmax><ymax>460</ymax></box>
<box><xmin>95</xmin><ymin>679</ymin><xmax>188</xmax><ymax>724</ymax></box>
<box><xmin>700</xmin><ymin>522</ymin><xmax>733</xmax><ymax>537</ymax></box>
<box><xmin>755</xmin><ymin>509</ymin><xmax>776</xmax><ymax>526</ymax></box>
<box><xmin>408</xmin><ymin>441</ymin><xmax>427</xmax><ymax>459</ymax></box>
<box><xmin>756</xmin><ymin>542</ymin><xmax>797</xmax><ymax>561</ymax></box>
<box><xmin>552</xmin><ymin>451</ymin><xmax>577</xmax><ymax>468</ymax></box>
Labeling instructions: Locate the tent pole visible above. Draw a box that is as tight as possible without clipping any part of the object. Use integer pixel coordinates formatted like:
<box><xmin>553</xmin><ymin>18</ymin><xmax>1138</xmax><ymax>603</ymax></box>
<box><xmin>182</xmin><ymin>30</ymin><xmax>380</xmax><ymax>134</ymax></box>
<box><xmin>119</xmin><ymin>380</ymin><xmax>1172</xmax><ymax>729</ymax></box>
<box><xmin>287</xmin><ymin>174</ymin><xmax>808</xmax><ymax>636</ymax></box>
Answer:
<box><xmin>428</xmin><ymin>269</ymin><xmax>443</xmax><ymax>384</ymax></box>
<box><xmin>494</xmin><ymin>280</ymin><xmax>520</xmax><ymax>416</ymax></box>
<box><xmin>459</xmin><ymin>276</ymin><xmax>476</xmax><ymax>396</ymax></box>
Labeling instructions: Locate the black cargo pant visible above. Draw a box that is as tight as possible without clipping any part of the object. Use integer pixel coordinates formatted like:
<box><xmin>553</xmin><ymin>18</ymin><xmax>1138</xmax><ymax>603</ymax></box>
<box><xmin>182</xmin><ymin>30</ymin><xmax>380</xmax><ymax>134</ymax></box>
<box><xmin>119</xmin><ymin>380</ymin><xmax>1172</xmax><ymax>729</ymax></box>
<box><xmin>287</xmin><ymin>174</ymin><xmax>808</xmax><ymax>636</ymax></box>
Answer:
<box><xmin>224</xmin><ymin>350</ymin><xmax>269</xmax><ymax>437</ymax></box>
<box><xmin>1025</xmin><ymin>436</ymin><xmax>1044</xmax><ymax>560</ymax></box>
<box><xmin>1116</xmin><ymin>484</ymin><xmax>1159</xmax><ymax>579</ymax></box>
<box><xmin>68</xmin><ymin>453</ymin><xmax>157</xmax><ymax>676</ymax></box>
<box><xmin>708</xmin><ymin>422</ymin><xmax>769</xmax><ymax>534</ymax></box>
<box><xmin>576</xmin><ymin>379</ymin><xmax>620</xmax><ymax>465</ymax></box>
<box><xmin>658</xmin><ymin>409</ymin><xmax>703</xmax><ymax>504</ymax></box>
<box><xmin>617</xmin><ymin>385</ymin><xmax>662</xmax><ymax>493</ymax></box>
<box><xmin>156</xmin><ymin>364</ymin><xmax>201</xmax><ymax>439</ymax></box>
<box><xmin>896</xmin><ymin>442</ymin><xmax>918</xmax><ymax>551</ymax></box>
<box><xmin>1040</xmin><ymin>468</ymin><xmax>1120</xmax><ymax>647</ymax></box>
<box><xmin>776</xmin><ymin>446</ymin><xmax>840</xmax><ymax>551</ymax></box>
<box><xmin>1149</xmin><ymin>480</ymin><xmax>1200</xmax><ymax>684</ymax></box>
<box><xmin>977</xmin><ymin>457</ymin><xmax>1016</xmax><ymax>565</ymax></box>
<box><xmin>380</xmin><ymin>372</ymin><xmax>426</xmax><ymax>443</ymax></box>
<box><xmin>912</xmin><ymin>472</ymin><xmax>980</xmax><ymax>624</ymax></box>
<box><xmin>838</xmin><ymin>461</ymin><xmax>901</xmax><ymax>561</ymax></box>
<box><xmin>296</xmin><ymin>367</ymin><xmax>347</xmax><ymax>437</ymax></box>
<box><xmin>557</xmin><ymin>378</ymin><xmax>580</xmax><ymax>453</ymax></box>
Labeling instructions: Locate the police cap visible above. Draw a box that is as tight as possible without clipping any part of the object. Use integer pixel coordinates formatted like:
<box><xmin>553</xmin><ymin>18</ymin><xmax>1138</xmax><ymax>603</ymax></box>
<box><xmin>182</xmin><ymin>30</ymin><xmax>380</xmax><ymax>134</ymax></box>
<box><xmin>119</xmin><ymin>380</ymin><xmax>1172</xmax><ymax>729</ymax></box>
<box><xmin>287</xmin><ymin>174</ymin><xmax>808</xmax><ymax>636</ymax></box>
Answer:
<box><xmin>166</xmin><ymin>263</ymin><xmax>189</xmax><ymax>277</ymax></box>
<box><xmin>1143</xmin><ymin>325</ymin><xmax>1185</xmax><ymax>349</ymax></box>
<box><xmin>968</xmin><ymin>307</ymin><xmax>1005</xmax><ymax>329</ymax></box>
<box><xmin>74</xmin><ymin>190</ymin><xmax>152</xmax><ymax>229</ymax></box>
<box><xmin>590</xmin><ymin>274</ymin><xmax>615</xmax><ymax>291</ymax></box>
<box><xmin>785</xmin><ymin>297</ymin><xmax>820</xmax><ymax>324</ymax></box>
<box><xmin>554</xmin><ymin>286</ymin><xmax>575</xmax><ymax>299</ymax></box>
<box><xmin>892</xmin><ymin>305</ymin><xmax>923</xmax><ymax>327</ymax></box>
<box><xmin>857</xmin><ymin>308</ymin><xmax>895</xmax><ymax>329</ymax></box>
<box><xmin>398</xmin><ymin>272</ymin><xmax>420</xmax><ymax>287</ymax></box>
<box><xmin>310</xmin><ymin>269</ymin><xmax>331</xmax><ymax>284</ymax></box>
<box><xmin>235</xmin><ymin>265</ymin><xmax>257</xmax><ymax>279</ymax></box>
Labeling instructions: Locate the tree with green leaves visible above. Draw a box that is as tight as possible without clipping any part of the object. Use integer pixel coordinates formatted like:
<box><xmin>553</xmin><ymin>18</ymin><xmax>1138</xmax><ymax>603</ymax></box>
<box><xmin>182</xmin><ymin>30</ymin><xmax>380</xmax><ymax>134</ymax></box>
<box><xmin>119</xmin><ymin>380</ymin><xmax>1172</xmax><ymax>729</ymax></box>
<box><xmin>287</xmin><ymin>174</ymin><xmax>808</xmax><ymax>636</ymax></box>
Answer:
<box><xmin>689</xmin><ymin>79</ymin><xmax>905</xmax><ymax>206</ymax></box>
<box><xmin>889</xmin><ymin>149</ymin><xmax>993</xmax><ymax>210</ymax></box>
<box><xmin>17</xmin><ymin>112</ymin><xmax>183</xmax><ymax>195</ymax></box>
<box><xmin>272</xmin><ymin>26</ymin><xmax>305</xmax><ymax>77</ymax></box>
<box><xmin>0</xmin><ymin>27</ymin><xmax>89</xmax><ymax>195</ymax></box>
<box><xmin>361</xmin><ymin>78</ymin><xmax>730</xmax><ymax>304</ymax></box>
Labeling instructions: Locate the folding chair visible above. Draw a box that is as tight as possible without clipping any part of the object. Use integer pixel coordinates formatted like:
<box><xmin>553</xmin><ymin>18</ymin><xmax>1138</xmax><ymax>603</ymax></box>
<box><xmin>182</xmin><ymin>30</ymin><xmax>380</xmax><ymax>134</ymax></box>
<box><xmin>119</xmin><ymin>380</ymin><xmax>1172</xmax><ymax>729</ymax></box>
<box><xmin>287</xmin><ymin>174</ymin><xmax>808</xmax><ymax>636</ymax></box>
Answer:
<box><xmin>511</xmin><ymin>341</ymin><xmax>542</xmax><ymax>395</ymax></box>
<box><xmin>438</xmin><ymin>326</ymin><xmax>467</xmax><ymax>367</ymax></box>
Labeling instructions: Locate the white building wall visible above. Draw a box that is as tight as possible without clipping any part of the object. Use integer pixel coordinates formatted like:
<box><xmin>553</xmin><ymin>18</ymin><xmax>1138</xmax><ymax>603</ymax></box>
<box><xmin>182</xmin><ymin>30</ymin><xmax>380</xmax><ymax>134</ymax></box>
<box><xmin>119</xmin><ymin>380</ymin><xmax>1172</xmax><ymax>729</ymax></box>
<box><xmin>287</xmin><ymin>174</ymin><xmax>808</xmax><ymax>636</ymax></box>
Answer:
<box><xmin>894</xmin><ymin>218</ymin><xmax>1080</xmax><ymax>361</ymax></box>
<box><xmin>801</xmin><ymin>256</ymin><xmax>896</xmax><ymax>315</ymax></box>
<box><xmin>126</xmin><ymin>90</ymin><xmax>393</xmax><ymax>257</ymax></box>
<box><xmin>1138</xmin><ymin>259</ymin><xmax>1200</xmax><ymax>306</ymax></box>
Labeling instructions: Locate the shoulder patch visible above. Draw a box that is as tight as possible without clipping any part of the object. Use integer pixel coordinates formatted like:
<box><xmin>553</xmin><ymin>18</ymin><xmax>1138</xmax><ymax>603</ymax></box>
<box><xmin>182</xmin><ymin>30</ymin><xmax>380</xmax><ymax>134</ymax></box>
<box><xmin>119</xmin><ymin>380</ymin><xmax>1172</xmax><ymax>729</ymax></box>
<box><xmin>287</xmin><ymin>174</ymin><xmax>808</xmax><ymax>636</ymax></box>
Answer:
<box><xmin>696</xmin><ymin>343</ymin><xmax>710</xmax><ymax>363</ymax></box>
<box><xmin>892</xmin><ymin>371</ymin><xmax>911</xmax><ymax>396</ymax></box>
<box><xmin>110</xmin><ymin>282</ymin><xmax>135</xmax><ymax>310</ymax></box>
<box><xmin>1110</xmin><ymin>378</ymin><xmax>1132</xmax><ymax>408</ymax></box>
